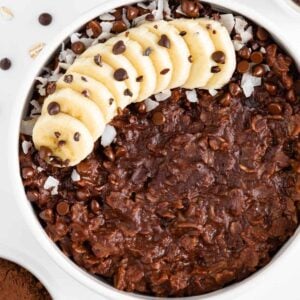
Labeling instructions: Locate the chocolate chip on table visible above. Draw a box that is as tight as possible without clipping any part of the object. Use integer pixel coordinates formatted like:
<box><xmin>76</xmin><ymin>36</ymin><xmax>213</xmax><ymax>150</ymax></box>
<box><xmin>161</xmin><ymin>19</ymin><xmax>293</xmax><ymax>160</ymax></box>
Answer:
<box><xmin>94</xmin><ymin>54</ymin><xmax>102</xmax><ymax>66</ymax></box>
<box><xmin>268</xmin><ymin>103</ymin><xmax>282</xmax><ymax>115</ymax></box>
<box><xmin>0</xmin><ymin>58</ymin><xmax>11</xmax><ymax>70</ymax></box>
<box><xmin>212</xmin><ymin>51</ymin><xmax>225</xmax><ymax>64</ymax></box>
<box><xmin>112</xmin><ymin>40</ymin><xmax>126</xmax><ymax>55</ymax></box>
<box><xmin>64</xmin><ymin>74</ymin><xmax>73</xmax><ymax>83</ymax></box>
<box><xmin>71</xmin><ymin>41</ymin><xmax>86</xmax><ymax>54</ymax></box>
<box><xmin>160</xmin><ymin>68</ymin><xmax>170</xmax><ymax>75</ymax></box>
<box><xmin>126</xmin><ymin>6</ymin><xmax>139</xmax><ymax>21</ymax></box>
<box><xmin>229</xmin><ymin>82</ymin><xmax>242</xmax><ymax>97</ymax></box>
<box><xmin>250</xmin><ymin>51</ymin><xmax>264</xmax><ymax>64</ymax></box>
<box><xmin>252</xmin><ymin>64</ymin><xmax>265</xmax><ymax>77</ymax></box>
<box><xmin>256</xmin><ymin>27</ymin><xmax>269</xmax><ymax>41</ymax></box>
<box><xmin>86</xmin><ymin>20</ymin><xmax>102</xmax><ymax>38</ymax></box>
<box><xmin>111</xmin><ymin>20</ymin><xmax>127</xmax><ymax>33</ymax></box>
<box><xmin>38</xmin><ymin>146</ymin><xmax>52</xmax><ymax>160</ymax></box>
<box><xmin>47</xmin><ymin>102</ymin><xmax>60</xmax><ymax>115</ymax></box>
<box><xmin>56</xmin><ymin>201</ymin><xmax>69</xmax><ymax>216</ymax></box>
<box><xmin>74</xmin><ymin>132</ymin><xmax>80</xmax><ymax>142</ymax></box>
<box><xmin>114</xmin><ymin>68</ymin><xmax>128</xmax><ymax>81</ymax></box>
<box><xmin>211</xmin><ymin>66</ymin><xmax>221</xmax><ymax>73</ymax></box>
<box><xmin>181</xmin><ymin>0</ymin><xmax>202</xmax><ymax>17</ymax></box>
<box><xmin>152</xmin><ymin>111</ymin><xmax>166</xmax><ymax>125</ymax></box>
<box><xmin>158</xmin><ymin>35</ymin><xmax>171</xmax><ymax>48</ymax></box>
<box><xmin>38</xmin><ymin>13</ymin><xmax>52</xmax><ymax>26</ymax></box>
<box><xmin>238</xmin><ymin>47</ymin><xmax>251</xmax><ymax>60</ymax></box>
<box><xmin>237</xmin><ymin>60</ymin><xmax>250</xmax><ymax>73</ymax></box>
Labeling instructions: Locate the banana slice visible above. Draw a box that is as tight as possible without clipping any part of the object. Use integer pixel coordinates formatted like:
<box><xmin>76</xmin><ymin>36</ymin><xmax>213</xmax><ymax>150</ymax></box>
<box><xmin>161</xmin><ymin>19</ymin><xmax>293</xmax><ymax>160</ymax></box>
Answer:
<box><xmin>170</xmin><ymin>19</ymin><xmax>215</xmax><ymax>89</ymax></box>
<box><xmin>42</xmin><ymin>88</ymin><xmax>105</xmax><ymax>141</ymax></box>
<box><xmin>141</xmin><ymin>21</ymin><xmax>191</xmax><ymax>89</ymax></box>
<box><xmin>198</xmin><ymin>19</ymin><xmax>236</xmax><ymax>89</ymax></box>
<box><xmin>125</xmin><ymin>26</ymin><xmax>173</xmax><ymax>93</ymax></box>
<box><xmin>33</xmin><ymin>113</ymin><xmax>94</xmax><ymax>167</ymax></box>
<box><xmin>69</xmin><ymin>57</ymin><xmax>131</xmax><ymax>109</ymax></box>
<box><xmin>83</xmin><ymin>37</ymin><xmax>157</xmax><ymax>102</ymax></box>
<box><xmin>56</xmin><ymin>72</ymin><xmax>117</xmax><ymax>122</ymax></box>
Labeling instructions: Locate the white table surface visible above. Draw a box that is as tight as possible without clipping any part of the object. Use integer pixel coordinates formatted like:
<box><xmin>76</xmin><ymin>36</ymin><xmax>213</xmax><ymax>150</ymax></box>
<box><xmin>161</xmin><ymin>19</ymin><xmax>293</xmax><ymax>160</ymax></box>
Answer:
<box><xmin>0</xmin><ymin>0</ymin><xmax>300</xmax><ymax>299</ymax></box>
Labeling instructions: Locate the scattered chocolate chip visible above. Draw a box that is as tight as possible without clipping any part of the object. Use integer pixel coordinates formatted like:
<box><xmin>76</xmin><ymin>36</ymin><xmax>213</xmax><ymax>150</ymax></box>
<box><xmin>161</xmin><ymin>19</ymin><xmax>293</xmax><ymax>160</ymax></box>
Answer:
<box><xmin>212</xmin><ymin>51</ymin><xmax>225</xmax><ymax>64</ymax></box>
<box><xmin>86</xmin><ymin>20</ymin><xmax>102</xmax><ymax>38</ymax></box>
<box><xmin>158</xmin><ymin>34</ymin><xmax>171</xmax><ymax>48</ymax></box>
<box><xmin>39</xmin><ymin>146</ymin><xmax>52</xmax><ymax>160</ymax></box>
<box><xmin>250</xmin><ymin>51</ymin><xmax>264</xmax><ymax>64</ymax></box>
<box><xmin>152</xmin><ymin>111</ymin><xmax>166</xmax><ymax>125</ymax></box>
<box><xmin>0</xmin><ymin>58</ymin><xmax>11</xmax><ymax>70</ymax></box>
<box><xmin>268</xmin><ymin>103</ymin><xmax>282</xmax><ymax>115</ymax></box>
<box><xmin>136</xmin><ymin>75</ymin><xmax>144</xmax><ymax>82</ymax></box>
<box><xmin>46</xmin><ymin>82</ymin><xmax>56</xmax><ymax>95</ymax></box>
<box><xmin>56</xmin><ymin>201</ymin><xmax>69</xmax><ymax>216</ymax></box>
<box><xmin>38</xmin><ymin>13</ymin><xmax>52</xmax><ymax>26</ymax></box>
<box><xmin>47</xmin><ymin>102</ymin><xmax>60</xmax><ymax>115</ymax></box>
<box><xmin>143</xmin><ymin>47</ymin><xmax>152</xmax><ymax>56</ymax></box>
<box><xmin>113</xmin><ymin>40</ymin><xmax>126</xmax><ymax>55</ymax></box>
<box><xmin>64</xmin><ymin>74</ymin><xmax>73</xmax><ymax>83</ymax></box>
<box><xmin>188</xmin><ymin>55</ymin><xmax>193</xmax><ymax>63</ymax></box>
<box><xmin>114</xmin><ymin>68</ymin><xmax>128</xmax><ymax>81</ymax></box>
<box><xmin>81</xmin><ymin>76</ymin><xmax>87</xmax><ymax>82</ymax></box>
<box><xmin>211</xmin><ymin>66</ymin><xmax>221</xmax><ymax>73</ymax></box>
<box><xmin>126</xmin><ymin>6</ymin><xmax>139</xmax><ymax>21</ymax></box>
<box><xmin>71</xmin><ymin>41</ymin><xmax>86</xmax><ymax>54</ymax></box>
<box><xmin>160</xmin><ymin>68</ymin><xmax>170</xmax><ymax>75</ymax></box>
<box><xmin>54</xmin><ymin>131</ymin><xmax>61</xmax><ymax>138</ymax></box>
<box><xmin>109</xmin><ymin>98</ymin><xmax>114</xmax><ymax>105</ymax></box>
<box><xmin>112</xmin><ymin>20</ymin><xmax>127</xmax><ymax>33</ymax></box>
<box><xmin>82</xmin><ymin>90</ymin><xmax>89</xmax><ymax>97</ymax></box>
<box><xmin>256</xmin><ymin>27</ymin><xmax>269</xmax><ymax>41</ymax></box>
<box><xmin>229</xmin><ymin>83</ymin><xmax>242</xmax><ymax>97</ymax></box>
<box><xmin>252</xmin><ymin>64</ymin><xmax>265</xmax><ymax>77</ymax></box>
<box><xmin>58</xmin><ymin>140</ymin><xmax>66</xmax><ymax>147</ymax></box>
<box><xmin>94</xmin><ymin>54</ymin><xmax>102</xmax><ymax>66</ymax></box>
<box><xmin>124</xmin><ymin>89</ymin><xmax>133</xmax><ymax>97</ymax></box>
<box><xmin>238</xmin><ymin>47</ymin><xmax>251</xmax><ymax>60</ymax></box>
<box><xmin>179</xmin><ymin>31</ymin><xmax>187</xmax><ymax>36</ymax></box>
<box><xmin>237</xmin><ymin>60</ymin><xmax>250</xmax><ymax>73</ymax></box>
<box><xmin>74</xmin><ymin>132</ymin><xmax>80</xmax><ymax>142</ymax></box>
<box><xmin>181</xmin><ymin>0</ymin><xmax>202</xmax><ymax>17</ymax></box>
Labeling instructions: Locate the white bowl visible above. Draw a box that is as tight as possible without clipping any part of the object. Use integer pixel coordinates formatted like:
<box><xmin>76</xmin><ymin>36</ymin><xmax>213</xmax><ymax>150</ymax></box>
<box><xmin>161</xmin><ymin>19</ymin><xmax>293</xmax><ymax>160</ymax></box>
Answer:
<box><xmin>8</xmin><ymin>0</ymin><xmax>300</xmax><ymax>299</ymax></box>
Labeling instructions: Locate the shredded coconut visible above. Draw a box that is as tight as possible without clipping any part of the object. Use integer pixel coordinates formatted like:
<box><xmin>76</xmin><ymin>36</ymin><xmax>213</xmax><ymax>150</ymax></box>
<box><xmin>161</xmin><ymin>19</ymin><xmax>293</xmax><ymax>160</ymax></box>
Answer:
<box><xmin>155</xmin><ymin>90</ymin><xmax>171</xmax><ymax>102</ymax></box>
<box><xmin>219</xmin><ymin>14</ymin><xmax>235</xmax><ymax>34</ymax></box>
<box><xmin>101</xmin><ymin>125</ymin><xmax>117</xmax><ymax>147</ymax></box>
<box><xmin>99</xmin><ymin>13</ymin><xmax>115</xmax><ymax>21</ymax></box>
<box><xmin>0</xmin><ymin>6</ymin><xmax>13</xmax><ymax>20</ymax></box>
<box><xmin>241</xmin><ymin>72</ymin><xmax>262</xmax><ymax>97</ymax></box>
<box><xmin>145</xmin><ymin>98</ymin><xmax>159</xmax><ymax>112</ymax></box>
<box><xmin>186</xmin><ymin>90</ymin><xmax>198</xmax><ymax>103</ymax></box>
<box><xmin>44</xmin><ymin>176</ymin><xmax>59</xmax><ymax>195</ymax></box>
<box><xmin>21</xmin><ymin>141</ymin><xmax>32</xmax><ymax>155</ymax></box>
<box><xmin>20</xmin><ymin>119</ymin><xmax>37</xmax><ymax>136</ymax></box>
<box><xmin>71</xmin><ymin>169</ymin><xmax>81</xmax><ymax>182</ymax></box>
<box><xmin>209</xmin><ymin>89</ymin><xmax>218</xmax><ymax>96</ymax></box>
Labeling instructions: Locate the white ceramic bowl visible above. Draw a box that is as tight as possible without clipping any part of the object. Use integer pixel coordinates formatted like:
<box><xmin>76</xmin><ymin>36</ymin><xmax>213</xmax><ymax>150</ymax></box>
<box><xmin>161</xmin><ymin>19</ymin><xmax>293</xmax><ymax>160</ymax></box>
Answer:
<box><xmin>8</xmin><ymin>0</ymin><xmax>300</xmax><ymax>299</ymax></box>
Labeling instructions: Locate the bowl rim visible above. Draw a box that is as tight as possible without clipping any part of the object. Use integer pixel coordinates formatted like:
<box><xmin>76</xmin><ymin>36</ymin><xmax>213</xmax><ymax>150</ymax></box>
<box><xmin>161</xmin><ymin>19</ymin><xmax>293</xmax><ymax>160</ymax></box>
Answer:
<box><xmin>9</xmin><ymin>0</ymin><xmax>300</xmax><ymax>299</ymax></box>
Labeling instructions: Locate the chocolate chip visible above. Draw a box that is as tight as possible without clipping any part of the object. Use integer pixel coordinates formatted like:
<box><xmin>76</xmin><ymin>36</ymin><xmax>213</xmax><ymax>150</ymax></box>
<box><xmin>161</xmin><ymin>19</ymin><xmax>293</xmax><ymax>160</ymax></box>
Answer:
<box><xmin>158</xmin><ymin>34</ymin><xmax>171</xmax><ymax>48</ymax></box>
<box><xmin>124</xmin><ymin>89</ymin><xmax>133</xmax><ymax>97</ymax></box>
<box><xmin>268</xmin><ymin>103</ymin><xmax>282</xmax><ymax>115</ymax></box>
<box><xmin>114</xmin><ymin>68</ymin><xmax>128</xmax><ymax>81</ymax></box>
<box><xmin>179</xmin><ymin>31</ymin><xmax>187</xmax><ymax>36</ymax></box>
<box><xmin>237</xmin><ymin>60</ymin><xmax>250</xmax><ymax>73</ymax></box>
<box><xmin>0</xmin><ymin>58</ymin><xmax>11</xmax><ymax>70</ymax></box>
<box><xmin>287</xmin><ymin>89</ymin><xmax>296</xmax><ymax>102</ymax></box>
<box><xmin>137</xmin><ymin>102</ymin><xmax>146</xmax><ymax>114</ymax></box>
<box><xmin>113</xmin><ymin>40</ymin><xmax>126</xmax><ymax>55</ymax></box>
<box><xmin>112</xmin><ymin>20</ymin><xmax>127</xmax><ymax>33</ymax></box>
<box><xmin>256</xmin><ymin>27</ymin><xmax>269</xmax><ymax>41</ymax></box>
<box><xmin>126</xmin><ymin>6</ymin><xmax>139</xmax><ymax>21</ymax></box>
<box><xmin>47</xmin><ymin>102</ymin><xmax>60</xmax><ymax>115</ymax></box>
<box><xmin>212</xmin><ymin>51</ymin><xmax>225</xmax><ymax>64</ymax></box>
<box><xmin>152</xmin><ymin>111</ymin><xmax>166</xmax><ymax>125</ymax></box>
<box><xmin>229</xmin><ymin>83</ymin><xmax>242</xmax><ymax>97</ymax></box>
<box><xmin>250</xmin><ymin>51</ymin><xmax>264</xmax><ymax>64</ymax></box>
<box><xmin>86</xmin><ymin>20</ymin><xmax>102</xmax><ymax>38</ymax></box>
<box><xmin>146</xmin><ymin>13</ymin><xmax>155</xmax><ymax>21</ymax></box>
<box><xmin>74</xmin><ymin>132</ymin><xmax>80</xmax><ymax>142</ymax></box>
<box><xmin>81</xmin><ymin>76</ymin><xmax>87</xmax><ymax>82</ymax></box>
<box><xmin>160</xmin><ymin>68</ymin><xmax>170</xmax><ymax>75</ymax></box>
<box><xmin>264</xmin><ymin>82</ymin><xmax>277</xmax><ymax>96</ymax></box>
<box><xmin>64</xmin><ymin>74</ymin><xmax>73</xmax><ymax>83</ymax></box>
<box><xmin>109</xmin><ymin>98</ymin><xmax>114</xmax><ymax>105</ymax></box>
<box><xmin>39</xmin><ymin>209</ymin><xmax>53</xmax><ymax>222</ymax></box>
<box><xmin>211</xmin><ymin>66</ymin><xmax>221</xmax><ymax>73</ymax></box>
<box><xmin>22</xmin><ymin>167</ymin><xmax>34</xmax><ymax>179</ymax></box>
<box><xmin>94</xmin><ymin>54</ymin><xmax>102</xmax><ymax>66</ymax></box>
<box><xmin>143</xmin><ymin>47</ymin><xmax>152</xmax><ymax>56</ymax></box>
<box><xmin>90</xmin><ymin>199</ymin><xmax>101</xmax><ymax>214</ymax></box>
<box><xmin>188</xmin><ymin>55</ymin><xmax>193</xmax><ymax>63</ymax></box>
<box><xmin>71</xmin><ymin>41</ymin><xmax>86</xmax><ymax>54</ymax></box>
<box><xmin>82</xmin><ymin>90</ymin><xmax>89</xmax><ymax>98</ymax></box>
<box><xmin>38</xmin><ymin>13</ymin><xmax>52</xmax><ymax>26</ymax></box>
<box><xmin>39</xmin><ymin>146</ymin><xmax>52</xmax><ymax>160</ymax></box>
<box><xmin>58</xmin><ymin>140</ymin><xmax>66</xmax><ymax>147</ymax></box>
<box><xmin>54</xmin><ymin>131</ymin><xmax>61</xmax><ymax>138</ymax></box>
<box><xmin>238</xmin><ymin>47</ymin><xmax>251</xmax><ymax>60</ymax></box>
<box><xmin>26</xmin><ymin>190</ymin><xmax>39</xmax><ymax>202</ymax></box>
<box><xmin>217</xmin><ymin>92</ymin><xmax>231</xmax><ymax>107</ymax></box>
<box><xmin>181</xmin><ymin>0</ymin><xmax>201</xmax><ymax>17</ymax></box>
<box><xmin>104</xmin><ymin>147</ymin><xmax>115</xmax><ymax>162</ymax></box>
<box><xmin>252</xmin><ymin>64</ymin><xmax>265</xmax><ymax>77</ymax></box>
<box><xmin>136</xmin><ymin>75</ymin><xmax>144</xmax><ymax>82</ymax></box>
<box><xmin>56</xmin><ymin>201</ymin><xmax>69</xmax><ymax>216</ymax></box>
<box><xmin>46</xmin><ymin>82</ymin><xmax>56</xmax><ymax>95</ymax></box>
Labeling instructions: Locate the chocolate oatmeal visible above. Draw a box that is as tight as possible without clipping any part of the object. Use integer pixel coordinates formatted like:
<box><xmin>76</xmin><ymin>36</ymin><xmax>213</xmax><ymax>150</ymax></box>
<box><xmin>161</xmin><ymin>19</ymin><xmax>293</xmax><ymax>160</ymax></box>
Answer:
<box><xmin>19</xmin><ymin>0</ymin><xmax>300</xmax><ymax>297</ymax></box>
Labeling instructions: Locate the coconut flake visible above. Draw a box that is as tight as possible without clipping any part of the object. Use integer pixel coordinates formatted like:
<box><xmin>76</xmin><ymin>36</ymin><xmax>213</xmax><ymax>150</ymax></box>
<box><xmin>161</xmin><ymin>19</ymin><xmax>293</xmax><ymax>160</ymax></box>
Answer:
<box><xmin>219</xmin><ymin>14</ymin><xmax>235</xmax><ymax>34</ymax></box>
<box><xmin>145</xmin><ymin>98</ymin><xmax>159</xmax><ymax>112</ymax></box>
<box><xmin>241</xmin><ymin>72</ymin><xmax>262</xmax><ymax>97</ymax></box>
<box><xmin>153</xmin><ymin>0</ymin><xmax>164</xmax><ymax>20</ymax></box>
<box><xmin>122</xmin><ymin>8</ymin><xmax>131</xmax><ymax>29</ymax></box>
<box><xmin>71</xmin><ymin>169</ymin><xmax>81</xmax><ymax>182</ymax></box>
<box><xmin>241</xmin><ymin>26</ymin><xmax>253</xmax><ymax>43</ymax></box>
<box><xmin>44</xmin><ymin>176</ymin><xmax>59</xmax><ymax>195</ymax></box>
<box><xmin>86</xmin><ymin>28</ymin><xmax>94</xmax><ymax>37</ymax></box>
<box><xmin>20</xmin><ymin>118</ymin><xmax>37</xmax><ymax>136</ymax></box>
<box><xmin>186</xmin><ymin>90</ymin><xmax>198</xmax><ymax>103</ymax></box>
<box><xmin>59</xmin><ymin>48</ymin><xmax>76</xmax><ymax>65</ymax></box>
<box><xmin>21</xmin><ymin>141</ymin><xmax>32</xmax><ymax>155</ymax></box>
<box><xmin>0</xmin><ymin>6</ymin><xmax>14</xmax><ymax>20</ymax></box>
<box><xmin>101</xmin><ymin>125</ymin><xmax>117</xmax><ymax>147</ymax></box>
<box><xmin>233</xmin><ymin>40</ymin><xmax>244</xmax><ymax>51</ymax></box>
<box><xmin>30</xmin><ymin>100</ymin><xmax>42</xmax><ymax>116</ymax></box>
<box><xmin>209</xmin><ymin>89</ymin><xmax>218</xmax><ymax>96</ymax></box>
<box><xmin>155</xmin><ymin>89</ymin><xmax>171</xmax><ymax>102</ymax></box>
<box><xmin>260</xmin><ymin>47</ymin><xmax>266</xmax><ymax>54</ymax></box>
<box><xmin>163</xmin><ymin>0</ymin><xmax>172</xmax><ymax>18</ymax></box>
<box><xmin>101</xmin><ymin>21</ymin><xmax>113</xmax><ymax>33</ymax></box>
<box><xmin>133</xmin><ymin>14</ymin><xmax>148</xmax><ymax>26</ymax></box>
<box><xmin>37</xmin><ymin>167</ymin><xmax>44</xmax><ymax>173</ymax></box>
<box><xmin>99</xmin><ymin>13</ymin><xmax>115</xmax><ymax>21</ymax></box>
<box><xmin>137</xmin><ymin>1</ymin><xmax>157</xmax><ymax>10</ymax></box>
<box><xmin>234</xmin><ymin>17</ymin><xmax>248</xmax><ymax>35</ymax></box>
<box><xmin>175</xmin><ymin>5</ymin><xmax>187</xmax><ymax>16</ymax></box>
<box><xmin>70</xmin><ymin>32</ymin><xmax>82</xmax><ymax>43</ymax></box>
<box><xmin>29</xmin><ymin>42</ymin><xmax>45</xmax><ymax>59</ymax></box>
